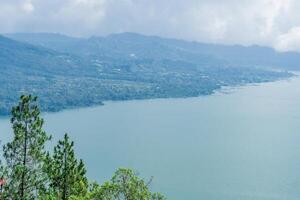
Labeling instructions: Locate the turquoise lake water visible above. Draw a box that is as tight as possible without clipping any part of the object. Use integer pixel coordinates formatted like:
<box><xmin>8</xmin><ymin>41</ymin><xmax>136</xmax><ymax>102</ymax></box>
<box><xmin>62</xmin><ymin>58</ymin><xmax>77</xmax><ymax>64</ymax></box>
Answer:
<box><xmin>1</xmin><ymin>76</ymin><xmax>300</xmax><ymax>199</ymax></box>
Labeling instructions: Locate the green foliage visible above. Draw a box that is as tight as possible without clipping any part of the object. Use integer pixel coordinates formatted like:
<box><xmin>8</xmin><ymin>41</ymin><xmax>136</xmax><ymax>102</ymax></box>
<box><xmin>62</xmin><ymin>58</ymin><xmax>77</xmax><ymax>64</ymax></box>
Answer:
<box><xmin>2</xmin><ymin>95</ymin><xmax>51</xmax><ymax>199</ymax></box>
<box><xmin>0</xmin><ymin>95</ymin><xmax>166</xmax><ymax>199</ymax></box>
<box><xmin>45</xmin><ymin>133</ymin><xmax>88</xmax><ymax>200</ymax></box>
<box><xmin>0</xmin><ymin>34</ymin><xmax>292</xmax><ymax>116</ymax></box>
<box><xmin>90</xmin><ymin>168</ymin><xmax>165</xmax><ymax>200</ymax></box>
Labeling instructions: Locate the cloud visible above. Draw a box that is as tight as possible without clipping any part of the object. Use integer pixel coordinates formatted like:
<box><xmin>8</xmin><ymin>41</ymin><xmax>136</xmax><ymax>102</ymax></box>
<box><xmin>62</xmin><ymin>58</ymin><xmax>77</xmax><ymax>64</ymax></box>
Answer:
<box><xmin>1</xmin><ymin>0</ymin><xmax>300</xmax><ymax>51</ymax></box>
<box><xmin>275</xmin><ymin>27</ymin><xmax>300</xmax><ymax>52</ymax></box>
<box><xmin>259</xmin><ymin>0</ymin><xmax>290</xmax><ymax>36</ymax></box>
<box><xmin>21</xmin><ymin>0</ymin><xmax>34</xmax><ymax>13</ymax></box>
<box><xmin>47</xmin><ymin>0</ymin><xmax>107</xmax><ymax>35</ymax></box>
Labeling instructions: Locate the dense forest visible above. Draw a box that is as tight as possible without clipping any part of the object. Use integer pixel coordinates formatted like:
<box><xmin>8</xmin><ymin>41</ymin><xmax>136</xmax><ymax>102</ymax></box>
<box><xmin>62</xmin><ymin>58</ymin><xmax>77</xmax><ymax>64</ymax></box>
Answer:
<box><xmin>0</xmin><ymin>95</ymin><xmax>165</xmax><ymax>200</ymax></box>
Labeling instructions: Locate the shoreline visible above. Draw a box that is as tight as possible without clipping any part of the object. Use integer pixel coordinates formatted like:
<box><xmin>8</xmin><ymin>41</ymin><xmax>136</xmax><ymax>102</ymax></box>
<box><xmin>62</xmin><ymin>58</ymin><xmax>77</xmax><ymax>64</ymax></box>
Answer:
<box><xmin>0</xmin><ymin>72</ymin><xmax>297</xmax><ymax>119</ymax></box>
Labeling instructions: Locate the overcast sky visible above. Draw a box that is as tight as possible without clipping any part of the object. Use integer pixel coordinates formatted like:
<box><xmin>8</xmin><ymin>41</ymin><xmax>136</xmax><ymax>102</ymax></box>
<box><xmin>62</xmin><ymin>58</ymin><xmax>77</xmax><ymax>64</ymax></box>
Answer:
<box><xmin>1</xmin><ymin>0</ymin><xmax>300</xmax><ymax>51</ymax></box>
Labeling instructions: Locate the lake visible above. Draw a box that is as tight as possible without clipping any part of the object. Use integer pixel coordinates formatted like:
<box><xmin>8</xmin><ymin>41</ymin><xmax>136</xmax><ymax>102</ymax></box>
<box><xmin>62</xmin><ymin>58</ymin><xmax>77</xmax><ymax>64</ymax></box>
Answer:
<box><xmin>1</xmin><ymin>76</ymin><xmax>300</xmax><ymax>200</ymax></box>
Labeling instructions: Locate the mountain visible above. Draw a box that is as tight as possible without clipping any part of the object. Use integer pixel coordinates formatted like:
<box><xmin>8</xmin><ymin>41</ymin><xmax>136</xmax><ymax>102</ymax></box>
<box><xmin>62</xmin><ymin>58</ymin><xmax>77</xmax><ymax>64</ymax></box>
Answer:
<box><xmin>0</xmin><ymin>34</ymin><xmax>95</xmax><ymax>76</ymax></box>
<box><xmin>6</xmin><ymin>32</ymin><xmax>227</xmax><ymax>71</ymax></box>
<box><xmin>0</xmin><ymin>35</ymin><xmax>102</xmax><ymax>114</ymax></box>
<box><xmin>7</xmin><ymin>32</ymin><xmax>300</xmax><ymax>70</ymax></box>
<box><xmin>0</xmin><ymin>33</ymin><xmax>293</xmax><ymax>115</ymax></box>
<box><xmin>4</xmin><ymin>33</ymin><xmax>81</xmax><ymax>53</ymax></box>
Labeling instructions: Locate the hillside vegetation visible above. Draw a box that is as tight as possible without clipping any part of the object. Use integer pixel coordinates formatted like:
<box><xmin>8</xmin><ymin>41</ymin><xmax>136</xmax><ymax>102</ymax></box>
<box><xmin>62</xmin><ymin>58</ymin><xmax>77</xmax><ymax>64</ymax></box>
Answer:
<box><xmin>0</xmin><ymin>33</ymin><xmax>295</xmax><ymax>115</ymax></box>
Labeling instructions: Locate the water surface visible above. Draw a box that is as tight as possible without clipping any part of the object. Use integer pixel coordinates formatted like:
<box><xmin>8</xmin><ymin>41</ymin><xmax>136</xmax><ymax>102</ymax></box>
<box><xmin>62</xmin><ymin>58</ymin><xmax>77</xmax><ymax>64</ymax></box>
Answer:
<box><xmin>1</xmin><ymin>77</ymin><xmax>300</xmax><ymax>200</ymax></box>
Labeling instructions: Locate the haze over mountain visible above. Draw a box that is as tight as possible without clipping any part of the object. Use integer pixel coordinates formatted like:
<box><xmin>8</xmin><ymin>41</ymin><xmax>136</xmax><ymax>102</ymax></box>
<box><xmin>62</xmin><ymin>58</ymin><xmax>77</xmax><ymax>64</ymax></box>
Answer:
<box><xmin>0</xmin><ymin>34</ymin><xmax>95</xmax><ymax>76</ymax></box>
<box><xmin>7</xmin><ymin>32</ymin><xmax>300</xmax><ymax>70</ymax></box>
<box><xmin>0</xmin><ymin>32</ymin><xmax>295</xmax><ymax>115</ymax></box>
<box><xmin>2</xmin><ymin>0</ymin><xmax>300</xmax><ymax>52</ymax></box>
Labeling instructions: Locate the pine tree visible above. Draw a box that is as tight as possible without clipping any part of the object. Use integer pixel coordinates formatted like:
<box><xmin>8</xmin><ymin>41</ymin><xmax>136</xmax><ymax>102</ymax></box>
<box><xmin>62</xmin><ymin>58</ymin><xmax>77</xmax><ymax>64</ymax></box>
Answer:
<box><xmin>2</xmin><ymin>95</ymin><xmax>51</xmax><ymax>199</ymax></box>
<box><xmin>46</xmin><ymin>133</ymin><xmax>88</xmax><ymax>200</ymax></box>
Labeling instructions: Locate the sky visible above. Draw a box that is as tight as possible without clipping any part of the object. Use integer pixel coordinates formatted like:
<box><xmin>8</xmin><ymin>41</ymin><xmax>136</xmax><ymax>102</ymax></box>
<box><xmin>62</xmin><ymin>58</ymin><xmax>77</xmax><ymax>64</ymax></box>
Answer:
<box><xmin>0</xmin><ymin>0</ymin><xmax>300</xmax><ymax>52</ymax></box>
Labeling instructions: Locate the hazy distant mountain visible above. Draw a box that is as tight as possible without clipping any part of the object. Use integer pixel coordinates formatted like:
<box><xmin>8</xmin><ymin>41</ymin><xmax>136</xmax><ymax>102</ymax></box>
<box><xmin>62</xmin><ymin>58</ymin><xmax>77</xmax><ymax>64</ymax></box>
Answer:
<box><xmin>0</xmin><ymin>33</ymin><xmax>293</xmax><ymax>115</ymax></box>
<box><xmin>5</xmin><ymin>33</ymin><xmax>82</xmax><ymax>53</ymax></box>
<box><xmin>7</xmin><ymin>32</ymin><xmax>300</xmax><ymax>70</ymax></box>
<box><xmin>6</xmin><ymin>32</ymin><xmax>226</xmax><ymax>71</ymax></box>
<box><xmin>0</xmin><ymin>34</ymin><xmax>93</xmax><ymax>76</ymax></box>
<box><xmin>0</xmin><ymin>35</ymin><xmax>101</xmax><ymax>114</ymax></box>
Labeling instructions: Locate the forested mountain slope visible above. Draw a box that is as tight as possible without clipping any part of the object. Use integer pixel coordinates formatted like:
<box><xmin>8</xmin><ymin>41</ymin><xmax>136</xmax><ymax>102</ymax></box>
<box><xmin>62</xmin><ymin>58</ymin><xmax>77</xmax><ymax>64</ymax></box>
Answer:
<box><xmin>0</xmin><ymin>33</ymin><xmax>293</xmax><ymax>115</ymax></box>
<box><xmin>8</xmin><ymin>32</ymin><xmax>300</xmax><ymax>70</ymax></box>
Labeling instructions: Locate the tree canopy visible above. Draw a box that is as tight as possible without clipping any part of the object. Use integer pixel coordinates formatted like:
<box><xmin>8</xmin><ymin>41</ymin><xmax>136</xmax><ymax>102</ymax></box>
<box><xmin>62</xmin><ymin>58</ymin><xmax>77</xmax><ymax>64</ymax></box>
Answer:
<box><xmin>0</xmin><ymin>95</ymin><xmax>165</xmax><ymax>200</ymax></box>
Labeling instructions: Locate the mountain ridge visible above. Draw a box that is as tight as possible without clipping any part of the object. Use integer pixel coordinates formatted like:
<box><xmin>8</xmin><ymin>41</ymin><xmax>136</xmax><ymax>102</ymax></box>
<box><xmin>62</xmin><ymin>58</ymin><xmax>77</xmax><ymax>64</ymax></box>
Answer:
<box><xmin>6</xmin><ymin>32</ymin><xmax>300</xmax><ymax>70</ymax></box>
<box><xmin>0</xmin><ymin>33</ymin><xmax>294</xmax><ymax>115</ymax></box>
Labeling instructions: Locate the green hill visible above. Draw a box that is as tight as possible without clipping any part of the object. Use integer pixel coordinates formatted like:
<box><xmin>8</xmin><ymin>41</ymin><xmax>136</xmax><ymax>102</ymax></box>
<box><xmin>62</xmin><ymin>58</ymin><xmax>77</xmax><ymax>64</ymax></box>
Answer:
<box><xmin>0</xmin><ymin>33</ymin><xmax>293</xmax><ymax>115</ymax></box>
